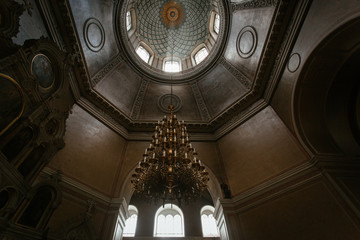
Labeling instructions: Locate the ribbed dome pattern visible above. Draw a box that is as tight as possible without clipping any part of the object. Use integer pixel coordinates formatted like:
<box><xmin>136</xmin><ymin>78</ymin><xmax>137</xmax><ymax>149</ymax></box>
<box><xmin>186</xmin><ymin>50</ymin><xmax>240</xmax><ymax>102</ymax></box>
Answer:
<box><xmin>136</xmin><ymin>0</ymin><xmax>211</xmax><ymax>58</ymax></box>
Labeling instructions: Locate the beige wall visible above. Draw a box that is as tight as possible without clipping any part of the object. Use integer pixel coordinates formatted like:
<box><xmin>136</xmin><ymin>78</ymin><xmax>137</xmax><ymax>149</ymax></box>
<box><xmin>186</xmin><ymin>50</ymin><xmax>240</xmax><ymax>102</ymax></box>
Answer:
<box><xmin>49</xmin><ymin>104</ymin><xmax>127</xmax><ymax>197</ymax></box>
<box><xmin>218</xmin><ymin>106</ymin><xmax>309</xmax><ymax>196</ymax></box>
<box><xmin>233</xmin><ymin>179</ymin><xmax>360</xmax><ymax>240</ymax></box>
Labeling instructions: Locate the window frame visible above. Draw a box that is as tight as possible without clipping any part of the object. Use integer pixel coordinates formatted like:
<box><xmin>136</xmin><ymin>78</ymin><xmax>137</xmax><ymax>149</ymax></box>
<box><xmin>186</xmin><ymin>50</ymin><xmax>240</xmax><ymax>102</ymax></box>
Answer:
<box><xmin>135</xmin><ymin>42</ymin><xmax>154</xmax><ymax>65</ymax></box>
<box><xmin>163</xmin><ymin>57</ymin><xmax>182</xmax><ymax>73</ymax></box>
<box><xmin>193</xmin><ymin>46</ymin><xmax>209</xmax><ymax>65</ymax></box>
<box><xmin>200</xmin><ymin>205</ymin><xmax>220</xmax><ymax>238</ymax></box>
<box><xmin>123</xmin><ymin>205</ymin><xmax>139</xmax><ymax>237</ymax></box>
<box><xmin>153</xmin><ymin>204</ymin><xmax>185</xmax><ymax>237</ymax></box>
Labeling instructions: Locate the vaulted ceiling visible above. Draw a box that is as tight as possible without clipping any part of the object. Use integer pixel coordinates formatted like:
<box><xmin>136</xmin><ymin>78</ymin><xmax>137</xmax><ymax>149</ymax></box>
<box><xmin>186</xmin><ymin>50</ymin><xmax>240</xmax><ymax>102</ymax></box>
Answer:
<box><xmin>57</xmin><ymin>0</ymin><xmax>293</xmax><ymax>138</ymax></box>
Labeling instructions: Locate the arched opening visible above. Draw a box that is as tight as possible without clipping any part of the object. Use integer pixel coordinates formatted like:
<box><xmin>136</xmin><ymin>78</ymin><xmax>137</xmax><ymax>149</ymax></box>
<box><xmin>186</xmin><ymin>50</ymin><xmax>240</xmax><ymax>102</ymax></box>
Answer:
<box><xmin>294</xmin><ymin>18</ymin><xmax>360</xmax><ymax>156</ymax></box>
<box><xmin>123</xmin><ymin>205</ymin><xmax>138</xmax><ymax>237</ymax></box>
<box><xmin>153</xmin><ymin>204</ymin><xmax>184</xmax><ymax>237</ymax></box>
<box><xmin>200</xmin><ymin>205</ymin><xmax>219</xmax><ymax>237</ymax></box>
<box><xmin>17</xmin><ymin>186</ymin><xmax>54</xmax><ymax>229</ymax></box>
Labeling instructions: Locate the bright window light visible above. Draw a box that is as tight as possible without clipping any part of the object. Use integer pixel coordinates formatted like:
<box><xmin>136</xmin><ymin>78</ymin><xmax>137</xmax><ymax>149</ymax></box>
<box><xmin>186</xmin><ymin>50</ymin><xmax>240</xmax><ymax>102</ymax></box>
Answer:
<box><xmin>201</xmin><ymin>206</ymin><xmax>220</xmax><ymax>237</ymax></box>
<box><xmin>164</xmin><ymin>60</ymin><xmax>180</xmax><ymax>72</ymax></box>
<box><xmin>126</xmin><ymin>11</ymin><xmax>132</xmax><ymax>31</ymax></box>
<box><xmin>214</xmin><ymin>14</ymin><xmax>220</xmax><ymax>34</ymax></box>
<box><xmin>123</xmin><ymin>205</ymin><xmax>138</xmax><ymax>237</ymax></box>
<box><xmin>194</xmin><ymin>47</ymin><xmax>209</xmax><ymax>65</ymax></box>
<box><xmin>154</xmin><ymin>204</ymin><xmax>184</xmax><ymax>237</ymax></box>
<box><xmin>136</xmin><ymin>45</ymin><xmax>150</xmax><ymax>63</ymax></box>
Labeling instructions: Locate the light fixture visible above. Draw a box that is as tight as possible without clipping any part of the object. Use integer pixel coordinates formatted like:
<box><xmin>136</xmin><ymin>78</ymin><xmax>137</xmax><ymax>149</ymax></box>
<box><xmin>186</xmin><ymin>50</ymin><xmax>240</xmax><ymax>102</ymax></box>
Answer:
<box><xmin>131</xmin><ymin>105</ymin><xmax>209</xmax><ymax>205</ymax></box>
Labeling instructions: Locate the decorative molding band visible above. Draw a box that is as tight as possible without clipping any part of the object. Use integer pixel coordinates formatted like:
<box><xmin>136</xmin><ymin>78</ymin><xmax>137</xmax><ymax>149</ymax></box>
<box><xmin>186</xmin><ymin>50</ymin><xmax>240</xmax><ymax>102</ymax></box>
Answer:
<box><xmin>220</xmin><ymin>161</ymin><xmax>321</xmax><ymax>212</ymax></box>
<box><xmin>41</xmin><ymin>167</ymin><xmax>123</xmax><ymax>206</ymax></box>
<box><xmin>191</xmin><ymin>83</ymin><xmax>211</xmax><ymax>122</ymax></box>
<box><xmin>232</xmin><ymin>0</ymin><xmax>278</xmax><ymax>12</ymax></box>
<box><xmin>37</xmin><ymin>0</ymin><xmax>67</xmax><ymax>51</ymax></box>
<box><xmin>91</xmin><ymin>54</ymin><xmax>123</xmax><ymax>86</ymax></box>
<box><xmin>68</xmin><ymin>70</ymin><xmax>81</xmax><ymax>101</ymax></box>
<box><xmin>130</xmin><ymin>79</ymin><xmax>148</xmax><ymax>119</ymax></box>
<box><xmin>83</xmin><ymin>18</ymin><xmax>105</xmax><ymax>53</ymax></box>
<box><xmin>214</xmin><ymin>99</ymin><xmax>267</xmax><ymax>138</ymax></box>
<box><xmin>219</xmin><ymin>57</ymin><xmax>252</xmax><ymax>89</ymax></box>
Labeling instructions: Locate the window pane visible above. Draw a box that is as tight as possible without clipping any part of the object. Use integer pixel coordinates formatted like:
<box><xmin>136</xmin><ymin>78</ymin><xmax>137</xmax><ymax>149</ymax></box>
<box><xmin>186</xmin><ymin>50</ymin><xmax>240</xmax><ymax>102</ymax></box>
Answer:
<box><xmin>126</xmin><ymin>11</ymin><xmax>132</xmax><ymax>31</ymax></box>
<box><xmin>201</xmin><ymin>209</ymin><xmax>220</xmax><ymax>237</ymax></box>
<box><xmin>164</xmin><ymin>60</ymin><xmax>180</xmax><ymax>72</ymax></box>
<box><xmin>214</xmin><ymin>14</ymin><xmax>220</xmax><ymax>34</ymax></box>
<box><xmin>136</xmin><ymin>45</ymin><xmax>150</xmax><ymax>63</ymax></box>
<box><xmin>194</xmin><ymin>47</ymin><xmax>208</xmax><ymax>65</ymax></box>
<box><xmin>154</xmin><ymin>204</ymin><xmax>184</xmax><ymax>237</ymax></box>
<box><xmin>123</xmin><ymin>214</ymin><xmax>138</xmax><ymax>237</ymax></box>
<box><xmin>174</xmin><ymin>215</ymin><xmax>182</xmax><ymax>234</ymax></box>
<box><xmin>157</xmin><ymin>215</ymin><xmax>166</xmax><ymax>234</ymax></box>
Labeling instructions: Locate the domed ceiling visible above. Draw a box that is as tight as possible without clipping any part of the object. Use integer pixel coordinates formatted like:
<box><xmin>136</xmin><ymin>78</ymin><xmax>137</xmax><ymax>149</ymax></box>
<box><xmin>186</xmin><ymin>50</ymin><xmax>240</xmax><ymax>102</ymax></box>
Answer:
<box><xmin>117</xmin><ymin>0</ymin><xmax>228</xmax><ymax>81</ymax></box>
<box><xmin>137</xmin><ymin>0</ymin><xmax>210</xmax><ymax>58</ymax></box>
<box><xmin>62</xmin><ymin>0</ymin><xmax>290</xmax><ymax>138</ymax></box>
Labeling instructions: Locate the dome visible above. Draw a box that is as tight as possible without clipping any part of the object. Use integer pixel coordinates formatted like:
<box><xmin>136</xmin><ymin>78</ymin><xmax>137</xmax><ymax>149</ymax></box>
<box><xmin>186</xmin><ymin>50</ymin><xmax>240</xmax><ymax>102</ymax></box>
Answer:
<box><xmin>116</xmin><ymin>0</ymin><xmax>229</xmax><ymax>83</ymax></box>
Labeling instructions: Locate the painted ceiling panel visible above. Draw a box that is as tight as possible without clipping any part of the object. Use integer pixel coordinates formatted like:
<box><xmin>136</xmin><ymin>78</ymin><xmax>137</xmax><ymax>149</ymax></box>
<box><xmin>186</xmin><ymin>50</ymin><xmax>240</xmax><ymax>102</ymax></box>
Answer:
<box><xmin>136</xmin><ymin>0</ymin><xmax>211</xmax><ymax>58</ymax></box>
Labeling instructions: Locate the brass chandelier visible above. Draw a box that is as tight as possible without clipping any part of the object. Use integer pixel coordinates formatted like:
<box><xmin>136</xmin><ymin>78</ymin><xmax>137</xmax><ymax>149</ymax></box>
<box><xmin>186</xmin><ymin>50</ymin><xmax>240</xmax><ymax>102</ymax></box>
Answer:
<box><xmin>131</xmin><ymin>105</ymin><xmax>209</xmax><ymax>205</ymax></box>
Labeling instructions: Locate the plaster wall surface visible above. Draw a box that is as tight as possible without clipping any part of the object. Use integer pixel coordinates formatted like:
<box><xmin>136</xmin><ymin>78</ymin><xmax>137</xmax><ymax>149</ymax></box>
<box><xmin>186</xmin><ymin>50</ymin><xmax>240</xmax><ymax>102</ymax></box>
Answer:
<box><xmin>218</xmin><ymin>106</ymin><xmax>309</xmax><ymax>196</ymax></box>
<box><xmin>237</xmin><ymin>179</ymin><xmax>360</xmax><ymax>240</ymax></box>
<box><xmin>49</xmin><ymin>104</ymin><xmax>127</xmax><ymax>196</ymax></box>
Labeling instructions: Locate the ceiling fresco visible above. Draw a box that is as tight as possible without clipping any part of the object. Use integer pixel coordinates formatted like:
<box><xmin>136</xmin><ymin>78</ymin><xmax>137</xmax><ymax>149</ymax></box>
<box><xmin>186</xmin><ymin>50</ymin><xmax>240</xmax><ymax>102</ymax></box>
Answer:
<box><xmin>136</xmin><ymin>0</ymin><xmax>210</xmax><ymax>58</ymax></box>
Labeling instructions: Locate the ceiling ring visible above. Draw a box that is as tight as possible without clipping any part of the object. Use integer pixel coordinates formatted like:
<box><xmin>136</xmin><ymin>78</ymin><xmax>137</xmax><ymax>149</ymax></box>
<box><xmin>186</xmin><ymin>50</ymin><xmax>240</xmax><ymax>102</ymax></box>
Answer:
<box><xmin>236</xmin><ymin>26</ymin><xmax>257</xmax><ymax>59</ymax></box>
<box><xmin>83</xmin><ymin>18</ymin><xmax>105</xmax><ymax>52</ymax></box>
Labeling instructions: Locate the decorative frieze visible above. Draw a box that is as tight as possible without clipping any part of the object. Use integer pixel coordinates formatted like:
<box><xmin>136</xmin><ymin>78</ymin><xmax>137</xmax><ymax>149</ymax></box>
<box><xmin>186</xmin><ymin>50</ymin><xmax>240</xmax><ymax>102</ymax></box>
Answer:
<box><xmin>130</xmin><ymin>79</ymin><xmax>149</xmax><ymax>120</ymax></box>
<box><xmin>91</xmin><ymin>54</ymin><xmax>123</xmax><ymax>86</ymax></box>
<box><xmin>232</xmin><ymin>0</ymin><xmax>278</xmax><ymax>12</ymax></box>
<box><xmin>191</xmin><ymin>83</ymin><xmax>211</xmax><ymax>122</ymax></box>
<box><xmin>219</xmin><ymin>57</ymin><xmax>252</xmax><ymax>89</ymax></box>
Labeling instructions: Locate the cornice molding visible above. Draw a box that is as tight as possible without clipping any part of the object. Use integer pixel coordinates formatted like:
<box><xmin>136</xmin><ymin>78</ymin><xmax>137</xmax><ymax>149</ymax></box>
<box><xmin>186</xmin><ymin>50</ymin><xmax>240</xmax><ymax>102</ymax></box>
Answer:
<box><xmin>231</xmin><ymin>0</ymin><xmax>278</xmax><ymax>12</ymax></box>
<box><xmin>264</xmin><ymin>0</ymin><xmax>313</xmax><ymax>103</ymax></box>
<box><xmin>41</xmin><ymin>167</ymin><xmax>122</xmax><ymax>207</ymax></box>
<box><xmin>91</xmin><ymin>54</ymin><xmax>123</xmax><ymax>86</ymax></box>
<box><xmin>220</xmin><ymin>161</ymin><xmax>321</xmax><ymax>212</ymax></box>
<box><xmin>219</xmin><ymin>57</ymin><xmax>252</xmax><ymax>89</ymax></box>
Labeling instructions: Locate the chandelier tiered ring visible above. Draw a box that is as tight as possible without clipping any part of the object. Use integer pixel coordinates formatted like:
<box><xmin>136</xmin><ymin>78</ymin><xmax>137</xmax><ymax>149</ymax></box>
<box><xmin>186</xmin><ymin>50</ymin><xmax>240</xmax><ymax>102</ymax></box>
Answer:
<box><xmin>131</xmin><ymin>105</ymin><xmax>209</xmax><ymax>205</ymax></box>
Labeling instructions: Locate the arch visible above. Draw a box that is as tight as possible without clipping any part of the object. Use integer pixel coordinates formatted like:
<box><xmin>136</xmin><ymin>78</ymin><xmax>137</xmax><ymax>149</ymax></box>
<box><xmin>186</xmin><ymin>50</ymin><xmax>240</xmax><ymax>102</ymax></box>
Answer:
<box><xmin>153</xmin><ymin>203</ymin><xmax>184</xmax><ymax>237</ymax></box>
<box><xmin>123</xmin><ymin>205</ymin><xmax>138</xmax><ymax>237</ymax></box>
<box><xmin>293</xmin><ymin>17</ymin><xmax>360</xmax><ymax>156</ymax></box>
<box><xmin>119</xmin><ymin>161</ymin><xmax>223</xmax><ymax>208</ymax></box>
<box><xmin>200</xmin><ymin>205</ymin><xmax>219</xmax><ymax>237</ymax></box>
<box><xmin>15</xmin><ymin>183</ymin><xmax>61</xmax><ymax>230</ymax></box>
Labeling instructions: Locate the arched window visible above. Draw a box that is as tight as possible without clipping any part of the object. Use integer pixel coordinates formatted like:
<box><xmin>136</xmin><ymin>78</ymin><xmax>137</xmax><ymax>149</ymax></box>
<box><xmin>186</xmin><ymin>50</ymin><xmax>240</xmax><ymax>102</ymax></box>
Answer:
<box><xmin>194</xmin><ymin>47</ymin><xmax>209</xmax><ymax>65</ymax></box>
<box><xmin>214</xmin><ymin>14</ymin><xmax>220</xmax><ymax>34</ymax></box>
<box><xmin>201</xmin><ymin>205</ymin><xmax>219</xmax><ymax>237</ymax></box>
<box><xmin>163</xmin><ymin>57</ymin><xmax>181</xmax><ymax>72</ymax></box>
<box><xmin>136</xmin><ymin>45</ymin><xmax>150</xmax><ymax>63</ymax></box>
<box><xmin>126</xmin><ymin>11</ymin><xmax>132</xmax><ymax>31</ymax></box>
<box><xmin>154</xmin><ymin>204</ymin><xmax>184</xmax><ymax>237</ymax></box>
<box><xmin>123</xmin><ymin>205</ymin><xmax>138</xmax><ymax>237</ymax></box>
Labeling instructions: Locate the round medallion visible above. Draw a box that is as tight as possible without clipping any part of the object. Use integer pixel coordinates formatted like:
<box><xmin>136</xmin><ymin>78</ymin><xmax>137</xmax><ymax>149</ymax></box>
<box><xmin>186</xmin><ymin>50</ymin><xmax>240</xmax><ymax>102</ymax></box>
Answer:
<box><xmin>158</xmin><ymin>94</ymin><xmax>182</xmax><ymax>113</ymax></box>
<box><xmin>236</xmin><ymin>26</ymin><xmax>257</xmax><ymax>59</ymax></box>
<box><xmin>45</xmin><ymin>119</ymin><xmax>58</xmax><ymax>136</ymax></box>
<box><xmin>287</xmin><ymin>53</ymin><xmax>301</xmax><ymax>73</ymax></box>
<box><xmin>31</xmin><ymin>54</ymin><xmax>55</xmax><ymax>89</ymax></box>
<box><xmin>161</xmin><ymin>0</ymin><xmax>185</xmax><ymax>29</ymax></box>
<box><xmin>84</xmin><ymin>18</ymin><xmax>105</xmax><ymax>52</ymax></box>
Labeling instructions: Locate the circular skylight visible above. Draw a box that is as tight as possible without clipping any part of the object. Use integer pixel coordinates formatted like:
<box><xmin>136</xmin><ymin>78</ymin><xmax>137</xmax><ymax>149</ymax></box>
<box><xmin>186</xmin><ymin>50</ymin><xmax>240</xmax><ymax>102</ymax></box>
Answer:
<box><xmin>116</xmin><ymin>0</ymin><xmax>229</xmax><ymax>82</ymax></box>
